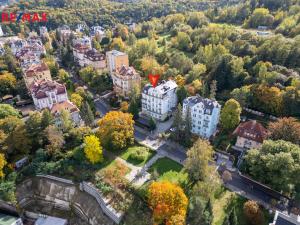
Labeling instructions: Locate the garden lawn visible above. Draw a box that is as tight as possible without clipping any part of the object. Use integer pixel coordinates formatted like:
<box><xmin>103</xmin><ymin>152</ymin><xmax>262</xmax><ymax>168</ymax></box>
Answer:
<box><xmin>148</xmin><ymin>157</ymin><xmax>188</xmax><ymax>185</ymax></box>
<box><xmin>212</xmin><ymin>189</ymin><xmax>271</xmax><ymax>225</ymax></box>
<box><xmin>149</xmin><ymin>157</ymin><xmax>183</xmax><ymax>175</ymax></box>
<box><xmin>120</xmin><ymin>145</ymin><xmax>156</xmax><ymax>167</ymax></box>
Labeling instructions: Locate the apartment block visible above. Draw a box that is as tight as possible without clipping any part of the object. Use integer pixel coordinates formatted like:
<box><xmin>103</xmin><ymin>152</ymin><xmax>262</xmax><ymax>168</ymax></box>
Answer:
<box><xmin>182</xmin><ymin>95</ymin><xmax>221</xmax><ymax>138</ymax></box>
<box><xmin>142</xmin><ymin>80</ymin><xmax>177</xmax><ymax>121</ymax></box>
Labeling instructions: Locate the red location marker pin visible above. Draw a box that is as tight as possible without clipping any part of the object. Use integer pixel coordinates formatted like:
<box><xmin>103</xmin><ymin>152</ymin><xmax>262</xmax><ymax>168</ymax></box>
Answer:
<box><xmin>148</xmin><ymin>74</ymin><xmax>160</xmax><ymax>87</ymax></box>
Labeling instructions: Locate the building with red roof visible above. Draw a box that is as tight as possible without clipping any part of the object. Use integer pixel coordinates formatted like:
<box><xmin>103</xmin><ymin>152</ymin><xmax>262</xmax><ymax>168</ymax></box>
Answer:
<box><xmin>30</xmin><ymin>79</ymin><xmax>68</xmax><ymax>110</ymax></box>
<box><xmin>233</xmin><ymin>120</ymin><xmax>268</xmax><ymax>150</ymax></box>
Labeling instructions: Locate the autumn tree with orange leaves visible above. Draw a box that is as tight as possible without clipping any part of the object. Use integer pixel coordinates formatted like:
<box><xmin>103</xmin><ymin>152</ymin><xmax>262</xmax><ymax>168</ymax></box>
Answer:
<box><xmin>148</xmin><ymin>181</ymin><xmax>188</xmax><ymax>225</ymax></box>
<box><xmin>97</xmin><ymin>111</ymin><xmax>134</xmax><ymax>150</ymax></box>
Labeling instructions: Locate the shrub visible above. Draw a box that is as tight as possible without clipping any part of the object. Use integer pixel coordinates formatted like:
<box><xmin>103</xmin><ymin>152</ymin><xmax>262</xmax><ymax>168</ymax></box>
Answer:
<box><xmin>129</xmin><ymin>148</ymin><xmax>148</xmax><ymax>162</ymax></box>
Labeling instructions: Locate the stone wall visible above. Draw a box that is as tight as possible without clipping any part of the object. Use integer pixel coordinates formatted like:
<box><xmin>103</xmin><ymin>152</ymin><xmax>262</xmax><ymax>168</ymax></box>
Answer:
<box><xmin>16</xmin><ymin>176</ymin><xmax>115</xmax><ymax>225</ymax></box>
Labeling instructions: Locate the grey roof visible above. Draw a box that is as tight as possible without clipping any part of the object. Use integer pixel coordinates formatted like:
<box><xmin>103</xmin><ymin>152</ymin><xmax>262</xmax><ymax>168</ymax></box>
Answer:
<box><xmin>276</xmin><ymin>217</ymin><xmax>297</xmax><ymax>225</ymax></box>
<box><xmin>108</xmin><ymin>50</ymin><xmax>126</xmax><ymax>56</ymax></box>
<box><xmin>35</xmin><ymin>216</ymin><xmax>67</xmax><ymax>225</ymax></box>
<box><xmin>143</xmin><ymin>80</ymin><xmax>177</xmax><ymax>95</ymax></box>
<box><xmin>183</xmin><ymin>95</ymin><xmax>220</xmax><ymax>113</ymax></box>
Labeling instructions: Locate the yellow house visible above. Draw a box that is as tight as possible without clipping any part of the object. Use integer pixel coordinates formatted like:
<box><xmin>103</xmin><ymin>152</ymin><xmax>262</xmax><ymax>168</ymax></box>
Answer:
<box><xmin>106</xmin><ymin>50</ymin><xmax>129</xmax><ymax>74</ymax></box>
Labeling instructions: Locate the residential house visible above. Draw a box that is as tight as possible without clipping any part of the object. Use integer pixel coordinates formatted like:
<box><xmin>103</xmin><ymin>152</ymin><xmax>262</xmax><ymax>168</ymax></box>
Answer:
<box><xmin>90</xmin><ymin>26</ymin><xmax>105</xmax><ymax>40</ymax></box>
<box><xmin>10</xmin><ymin>39</ymin><xmax>27</xmax><ymax>55</ymax></box>
<box><xmin>269</xmin><ymin>211</ymin><xmax>300</xmax><ymax>225</ymax></box>
<box><xmin>82</xmin><ymin>48</ymin><xmax>106</xmax><ymax>71</ymax></box>
<box><xmin>58</xmin><ymin>25</ymin><xmax>73</xmax><ymax>43</ymax></box>
<box><xmin>27</xmin><ymin>33</ymin><xmax>43</xmax><ymax>46</ymax></box>
<box><xmin>19</xmin><ymin>51</ymin><xmax>41</xmax><ymax>69</ymax></box>
<box><xmin>233</xmin><ymin>120</ymin><xmax>268</xmax><ymax>150</ymax></box>
<box><xmin>142</xmin><ymin>80</ymin><xmax>177</xmax><ymax>121</ymax></box>
<box><xmin>16</xmin><ymin>43</ymin><xmax>46</xmax><ymax>58</ymax></box>
<box><xmin>106</xmin><ymin>50</ymin><xmax>129</xmax><ymax>74</ymax></box>
<box><xmin>23</xmin><ymin>62</ymin><xmax>51</xmax><ymax>88</ymax></box>
<box><xmin>75</xmin><ymin>24</ymin><xmax>86</xmax><ymax>33</ymax></box>
<box><xmin>73</xmin><ymin>43</ymin><xmax>90</xmax><ymax>63</ymax></box>
<box><xmin>111</xmin><ymin>65</ymin><xmax>141</xmax><ymax>97</ymax></box>
<box><xmin>50</xmin><ymin>100</ymin><xmax>82</xmax><ymax>127</ymax></box>
<box><xmin>30</xmin><ymin>79</ymin><xmax>68</xmax><ymax>110</ymax></box>
<box><xmin>182</xmin><ymin>95</ymin><xmax>221</xmax><ymax>139</ymax></box>
<box><xmin>73</xmin><ymin>36</ymin><xmax>91</xmax><ymax>49</ymax></box>
<box><xmin>39</xmin><ymin>26</ymin><xmax>48</xmax><ymax>37</ymax></box>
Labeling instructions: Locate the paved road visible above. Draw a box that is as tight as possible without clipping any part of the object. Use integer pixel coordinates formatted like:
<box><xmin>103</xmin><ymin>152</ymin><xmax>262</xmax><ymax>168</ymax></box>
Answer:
<box><xmin>57</xmin><ymin>54</ymin><xmax>283</xmax><ymax>211</ymax></box>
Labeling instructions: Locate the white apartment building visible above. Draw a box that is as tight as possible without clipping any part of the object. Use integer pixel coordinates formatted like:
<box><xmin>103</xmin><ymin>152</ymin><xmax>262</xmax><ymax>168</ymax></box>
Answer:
<box><xmin>30</xmin><ymin>79</ymin><xmax>68</xmax><ymax>110</ymax></box>
<box><xmin>142</xmin><ymin>80</ymin><xmax>177</xmax><ymax>121</ymax></box>
<box><xmin>182</xmin><ymin>95</ymin><xmax>221</xmax><ymax>139</ymax></box>
<box><xmin>106</xmin><ymin>50</ymin><xmax>129</xmax><ymax>74</ymax></box>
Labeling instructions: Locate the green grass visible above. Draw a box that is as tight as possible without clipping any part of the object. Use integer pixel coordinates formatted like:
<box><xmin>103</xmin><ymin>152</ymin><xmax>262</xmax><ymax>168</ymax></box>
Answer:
<box><xmin>120</xmin><ymin>145</ymin><xmax>156</xmax><ymax>167</ymax></box>
<box><xmin>149</xmin><ymin>157</ymin><xmax>183</xmax><ymax>175</ymax></box>
<box><xmin>212</xmin><ymin>190</ymin><xmax>271</xmax><ymax>225</ymax></box>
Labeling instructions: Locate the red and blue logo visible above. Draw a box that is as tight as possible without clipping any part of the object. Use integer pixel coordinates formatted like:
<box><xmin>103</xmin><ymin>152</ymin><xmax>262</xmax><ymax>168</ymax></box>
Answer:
<box><xmin>1</xmin><ymin>12</ymin><xmax>48</xmax><ymax>23</ymax></box>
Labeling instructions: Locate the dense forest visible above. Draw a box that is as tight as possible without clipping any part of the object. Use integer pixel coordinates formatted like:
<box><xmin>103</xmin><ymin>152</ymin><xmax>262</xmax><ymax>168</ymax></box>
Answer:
<box><xmin>1</xmin><ymin>0</ymin><xmax>300</xmax><ymax>118</ymax></box>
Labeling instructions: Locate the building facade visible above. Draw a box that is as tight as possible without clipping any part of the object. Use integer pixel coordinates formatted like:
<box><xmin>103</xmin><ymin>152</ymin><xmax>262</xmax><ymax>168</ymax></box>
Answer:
<box><xmin>233</xmin><ymin>120</ymin><xmax>268</xmax><ymax>150</ymax></box>
<box><xmin>111</xmin><ymin>65</ymin><xmax>141</xmax><ymax>97</ymax></box>
<box><xmin>183</xmin><ymin>95</ymin><xmax>221</xmax><ymax>139</ymax></box>
<box><xmin>82</xmin><ymin>48</ymin><xmax>106</xmax><ymax>71</ymax></box>
<box><xmin>106</xmin><ymin>50</ymin><xmax>129</xmax><ymax>74</ymax></box>
<box><xmin>50</xmin><ymin>100</ymin><xmax>82</xmax><ymax>127</ymax></box>
<box><xmin>73</xmin><ymin>43</ymin><xmax>90</xmax><ymax>63</ymax></box>
<box><xmin>142</xmin><ymin>80</ymin><xmax>177</xmax><ymax>121</ymax></box>
<box><xmin>30</xmin><ymin>79</ymin><xmax>68</xmax><ymax>110</ymax></box>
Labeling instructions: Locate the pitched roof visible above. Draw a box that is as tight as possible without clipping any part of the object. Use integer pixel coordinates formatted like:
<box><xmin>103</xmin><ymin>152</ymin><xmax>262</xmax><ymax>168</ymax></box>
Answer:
<box><xmin>116</xmin><ymin>65</ymin><xmax>138</xmax><ymax>77</ymax></box>
<box><xmin>50</xmin><ymin>100</ymin><xmax>79</xmax><ymax>114</ymax></box>
<box><xmin>271</xmin><ymin>211</ymin><xmax>300</xmax><ymax>225</ymax></box>
<box><xmin>183</xmin><ymin>95</ymin><xmax>220</xmax><ymax>114</ymax></box>
<box><xmin>84</xmin><ymin>48</ymin><xmax>105</xmax><ymax>61</ymax></box>
<box><xmin>24</xmin><ymin>62</ymin><xmax>49</xmax><ymax>78</ymax></box>
<box><xmin>143</xmin><ymin>80</ymin><xmax>177</xmax><ymax>96</ymax></box>
<box><xmin>233</xmin><ymin>120</ymin><xmax>268</xmax><ymax>143</ymax></box>
<box><xmin>30</xmin><ymin>79</ymin><xmax>66</xmax><ymax>99</ymax></box>
<box><xmin>73</xmin><ymin>43</ymin><xmax>90</xmax><ymax>52</ymax></box>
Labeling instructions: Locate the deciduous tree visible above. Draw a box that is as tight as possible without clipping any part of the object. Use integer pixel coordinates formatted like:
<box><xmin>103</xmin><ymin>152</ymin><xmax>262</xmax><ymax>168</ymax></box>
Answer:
<box><xmin>220</xmin><ymin>99</ymin><xmax>242</xmax><ymax>131</ymax></box>
<box><xmin>97</xmin><ymin>111</ymin><xmax>134</xmax><ymax>150</ymax></box>
<box><xmin>84</xmin><ymin>135</ymin><xmax>103</xmax><ymax>164</ymax></box>
<box><xmin>0</xmin><ymin>72</ymin><xmax>16</xmax><ymax>96</ymax></box>
<box><xmin>268</xmin><ymin>117</ymin><xmax>300</xmax><ymax>145</ymax></box>
<box><xmin>0</xmin><ymin>153</ymin><xmax>7</xmax><ymax>178</ymax></box>
<box><xmin>148</xmin><ymin>181</ymin><xmax>188</xmax><ymax>225</ymax></box>
<box><xmin>243</xmin><ymin>200</ymin><xmax>264</xmax><ymax>225</ymax></box>
<box><xmin>184</xmin><ymin>139</ymin><xmax>214</xmax><ymax>183</ymax></box>
<box><xmin>0</xmin><ymin>104</ymin><xmax>20</xmax><ymax>119</ymax></box>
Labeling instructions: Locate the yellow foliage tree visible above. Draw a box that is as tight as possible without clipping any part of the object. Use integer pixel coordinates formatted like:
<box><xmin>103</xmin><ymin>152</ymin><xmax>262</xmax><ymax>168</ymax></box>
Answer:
<box><xmin>120</xmin><ymin>101</ymin><xmax>129</xmax><ymax>112</ymax></box>
<box><xmin>71</xmin><ymin>93</ymin><xmax>83</xmax><ymax>108</ymax></box>
<box><xmin>97</xmin><ymin>111</ymin><xmax>134</xmax><ymax>150</ymax></box>
<box><xmin>148</xmin><ymin>181</ymin><xmax>188</xmax><ymax>225</ymax></box>
<box><xmin>84</xmin><ymin>135</ymin><xmax>103</xmax><ymax>164</ymax></box>
<box><xmin>175</xmin><ymin>75</ymin><xmax>185</xmax><ymax>87</ymax></box>
<box><xmin>141</xmin><ymin>55</ymin><xmax>164</xmax><ymax>76</ymax></box>
<box><xmin>0</xmin><ymin>153</ymin><xmax>7</xmax><ymax>178</ymax></box>
<box><xmin>110</xmin><ymin>37</ymin><xmax>125</xmax><ymax>51</ymax></box>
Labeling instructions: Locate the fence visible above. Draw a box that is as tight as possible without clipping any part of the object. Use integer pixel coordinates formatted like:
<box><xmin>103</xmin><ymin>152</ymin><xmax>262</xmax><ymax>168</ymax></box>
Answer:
<box><xmin>80</xmin><ymin>182</ymin><xmax>123</xmax><ymax>224</ymax></box>
<box><xmin>36</xmin><ymin>174</ymin><xmax>74</xmax><ymax>185</ymax></box>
